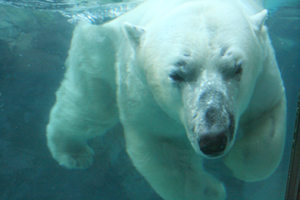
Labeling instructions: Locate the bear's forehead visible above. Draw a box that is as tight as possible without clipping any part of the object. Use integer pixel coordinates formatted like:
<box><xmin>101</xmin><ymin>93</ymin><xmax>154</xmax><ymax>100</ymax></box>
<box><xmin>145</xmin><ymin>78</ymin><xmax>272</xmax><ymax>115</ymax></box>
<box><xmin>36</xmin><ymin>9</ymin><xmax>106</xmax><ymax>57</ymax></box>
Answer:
<box><xmin>146</xmin><ymin>15</ymin><xmax>252</xmax><ymax>54</ymax></box>
<box><xmin>144</xmin><ymin>29</ymin><xmax>245</xmax><ymax>64</ymax></box>
<box><xmin>147</xmin><ymin>1</ymin><xmax>252</xmax><ymax>43</ymax></box>
<box><xmin>142</xmin><ymin>2</ymin><xmax>255</xmax><ymax>66</ymax></box>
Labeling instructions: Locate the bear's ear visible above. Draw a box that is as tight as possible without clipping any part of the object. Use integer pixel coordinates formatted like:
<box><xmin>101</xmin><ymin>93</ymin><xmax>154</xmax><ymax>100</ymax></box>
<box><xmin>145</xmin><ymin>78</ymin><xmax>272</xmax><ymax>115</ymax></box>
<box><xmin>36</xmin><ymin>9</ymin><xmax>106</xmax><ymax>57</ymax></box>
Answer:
<box><xmin>123</xmin><ymin>22</ymin><xmax>146</xmax><ymax>48</ymax></box>
<box><xmin>250</xmin><ymin>9</ymin><xmax>268</xmax><ymax>33</ymax></box>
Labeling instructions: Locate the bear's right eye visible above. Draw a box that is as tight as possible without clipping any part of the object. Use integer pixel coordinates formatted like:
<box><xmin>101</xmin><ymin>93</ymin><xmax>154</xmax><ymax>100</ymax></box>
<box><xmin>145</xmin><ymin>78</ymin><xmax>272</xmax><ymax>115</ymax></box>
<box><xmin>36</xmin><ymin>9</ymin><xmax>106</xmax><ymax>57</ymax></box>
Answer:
<box><xmin>169</xmin><ymin>71</ymin><xmax>185</xmax><ymax>83</ymax></box>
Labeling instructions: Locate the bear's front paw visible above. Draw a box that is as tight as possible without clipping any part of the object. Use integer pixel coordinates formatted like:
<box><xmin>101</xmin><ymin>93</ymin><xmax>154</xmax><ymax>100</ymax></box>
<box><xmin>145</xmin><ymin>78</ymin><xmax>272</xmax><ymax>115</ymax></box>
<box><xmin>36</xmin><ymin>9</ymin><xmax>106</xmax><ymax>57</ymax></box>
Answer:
<box><xmin>49</xmin><ymin>140</ymin><xmax>95</xmax><ymax>169</ymax></box>
<box><xmin>60</xmin><ymin>145</ymin><xmax>94</xmax><ymax>169</ymax></box>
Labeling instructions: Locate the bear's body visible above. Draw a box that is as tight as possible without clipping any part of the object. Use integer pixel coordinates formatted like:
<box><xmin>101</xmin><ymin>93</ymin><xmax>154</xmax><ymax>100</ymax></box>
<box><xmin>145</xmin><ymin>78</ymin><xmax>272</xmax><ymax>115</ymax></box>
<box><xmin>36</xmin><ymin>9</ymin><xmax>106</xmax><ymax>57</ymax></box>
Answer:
<box><xmin>47</xmin><ymin>0</ymin><xmax>286</xmax><ymax>199</ymax></box>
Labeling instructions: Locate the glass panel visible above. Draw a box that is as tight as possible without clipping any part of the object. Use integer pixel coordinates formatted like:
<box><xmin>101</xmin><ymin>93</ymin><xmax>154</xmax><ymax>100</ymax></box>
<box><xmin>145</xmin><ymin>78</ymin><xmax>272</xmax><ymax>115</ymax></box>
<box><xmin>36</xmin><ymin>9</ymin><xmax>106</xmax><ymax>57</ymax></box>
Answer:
<box><xmin>285</xmin><ymin>91</ymin><xmax>300</xmax><ymax>200</ymax></box>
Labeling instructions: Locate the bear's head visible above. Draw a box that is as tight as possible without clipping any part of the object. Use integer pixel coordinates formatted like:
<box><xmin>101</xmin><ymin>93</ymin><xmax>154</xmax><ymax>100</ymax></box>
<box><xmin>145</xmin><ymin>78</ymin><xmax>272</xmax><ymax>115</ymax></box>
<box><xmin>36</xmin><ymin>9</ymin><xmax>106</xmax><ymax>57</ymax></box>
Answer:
<box><xmin>123</xmin><ymin>1</ymin><xmax>268</xmax><ymax>158</ymax></box>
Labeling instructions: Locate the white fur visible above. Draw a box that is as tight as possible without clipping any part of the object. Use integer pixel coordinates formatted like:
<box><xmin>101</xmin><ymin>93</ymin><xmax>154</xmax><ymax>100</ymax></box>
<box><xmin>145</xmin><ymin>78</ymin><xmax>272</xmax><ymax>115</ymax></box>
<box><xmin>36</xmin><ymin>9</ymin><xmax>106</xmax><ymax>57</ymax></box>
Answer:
<box><xmin>47</xmin><ymin>0</ymin><xmax>286</xmax><ymax>199</ymax></box>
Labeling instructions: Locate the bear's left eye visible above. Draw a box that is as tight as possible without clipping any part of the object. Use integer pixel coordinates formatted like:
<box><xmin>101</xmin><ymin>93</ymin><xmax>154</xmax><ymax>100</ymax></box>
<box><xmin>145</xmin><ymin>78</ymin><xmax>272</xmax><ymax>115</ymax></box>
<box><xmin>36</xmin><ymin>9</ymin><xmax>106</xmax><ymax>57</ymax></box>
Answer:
<box><xmin>169</xmin><ymin>71</ymin><xmax>185</xmax><ymax>83</ymax></box>
<box><xmin>222</xmin><ymin>61</ymin><xmax>243</xmax><ymax>80</ymax></box>
<box><xmin>169</xmin><ymin>59</ymin><xmax>189</xmax><ymax>84</ymax></box>
<box><xmin>234</xmin><ymin>61</ymin><xmax>243</xmax><ymax>76</ymax></box>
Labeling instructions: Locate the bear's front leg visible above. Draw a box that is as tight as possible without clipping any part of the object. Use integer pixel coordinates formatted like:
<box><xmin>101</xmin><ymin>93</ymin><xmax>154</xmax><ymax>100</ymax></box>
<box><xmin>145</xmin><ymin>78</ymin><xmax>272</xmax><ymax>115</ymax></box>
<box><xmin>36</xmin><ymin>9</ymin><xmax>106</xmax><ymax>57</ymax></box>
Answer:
<box><xmin>47</xmin><ymin>77</ymin><xmax>119</xmax><ymax>169</ymax></box>
<box><xmin>124</xmin><ymin>128</ymin><xmax>226</xmax><ymax>200</ymax></box>
<box><xmin>223</xmin><ymin>96</ymin><xmax>286</xmax><ymax>181</ymax></box>
<box><xmin>47</xmin><ymin>22</ymin><xmax>119</xmax><ymax>169</ymax></box>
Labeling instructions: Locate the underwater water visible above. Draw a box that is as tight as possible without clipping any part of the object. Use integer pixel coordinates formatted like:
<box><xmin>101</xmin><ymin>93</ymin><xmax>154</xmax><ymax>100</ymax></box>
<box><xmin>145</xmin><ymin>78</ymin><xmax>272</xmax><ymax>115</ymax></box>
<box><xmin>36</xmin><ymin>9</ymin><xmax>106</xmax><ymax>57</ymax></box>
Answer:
<box><xmin>0</xmin><ymin>0</ymin><xmax>299</xmax><ymax>199</ymax></box>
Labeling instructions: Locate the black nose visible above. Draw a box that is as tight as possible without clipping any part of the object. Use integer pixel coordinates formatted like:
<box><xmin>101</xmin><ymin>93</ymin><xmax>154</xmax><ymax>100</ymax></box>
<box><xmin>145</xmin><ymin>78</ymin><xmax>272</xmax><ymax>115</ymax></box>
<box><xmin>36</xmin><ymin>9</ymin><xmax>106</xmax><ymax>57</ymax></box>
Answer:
<box><xmin>199</xmin><ymin>133</ymin><xmax>227</xmax><ymax>156</ymax></box>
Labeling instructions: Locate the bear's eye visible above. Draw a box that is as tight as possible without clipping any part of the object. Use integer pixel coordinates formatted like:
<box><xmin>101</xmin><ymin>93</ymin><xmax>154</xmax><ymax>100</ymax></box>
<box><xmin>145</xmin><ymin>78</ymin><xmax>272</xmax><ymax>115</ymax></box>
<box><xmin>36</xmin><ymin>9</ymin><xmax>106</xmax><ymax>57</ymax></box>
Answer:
<box><xmin>169</xmin><ymin>60</ymin><xmax>189</xmax><ymax>83</ymax></box>
<box><xmin>221</xmin><ymin>61</ymin><xmax>243</xmax><ymax>80</ymax></box>
<box><xmin>234</xmin><ymin>61</ymin><xmax>243</xmax><ymax>76</ymax></box>
<box><xmin>169</xmin><ymin>71</ymin><xmax>185</xmax><ymax>83</ymax></box>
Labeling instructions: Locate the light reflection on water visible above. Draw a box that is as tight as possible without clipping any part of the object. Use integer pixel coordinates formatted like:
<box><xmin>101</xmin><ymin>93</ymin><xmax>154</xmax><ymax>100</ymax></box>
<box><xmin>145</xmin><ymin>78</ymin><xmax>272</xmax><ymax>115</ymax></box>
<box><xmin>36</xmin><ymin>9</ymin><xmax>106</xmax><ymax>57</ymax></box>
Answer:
<box><xmin>0</xmin><ymin>0</ymin><xmax>299</xmax><ymax>25</ymax></box>
<box><xmin>0</xmin><ymin>0</ymin><xmax>144</xmax><ymax>24</ymax></box>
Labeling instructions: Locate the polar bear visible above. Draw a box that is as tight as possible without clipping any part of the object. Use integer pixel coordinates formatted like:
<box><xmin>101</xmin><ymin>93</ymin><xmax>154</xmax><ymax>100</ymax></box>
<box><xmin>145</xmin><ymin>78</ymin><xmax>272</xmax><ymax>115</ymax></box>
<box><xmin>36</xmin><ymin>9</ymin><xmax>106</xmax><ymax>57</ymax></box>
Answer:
<box><xmin>46</xmin><ymin>0</ymin><xmax>286</xmax><ymax>199</ymax></box>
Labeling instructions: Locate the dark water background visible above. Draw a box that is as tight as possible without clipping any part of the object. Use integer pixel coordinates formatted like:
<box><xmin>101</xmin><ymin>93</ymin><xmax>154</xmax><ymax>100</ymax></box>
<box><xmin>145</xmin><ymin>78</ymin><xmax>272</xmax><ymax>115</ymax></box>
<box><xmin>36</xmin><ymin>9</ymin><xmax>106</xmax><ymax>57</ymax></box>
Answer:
<box><xmin>0</xmin><ymin>1</ymin><xmax>299</xmax><ymax>199</ymax></box>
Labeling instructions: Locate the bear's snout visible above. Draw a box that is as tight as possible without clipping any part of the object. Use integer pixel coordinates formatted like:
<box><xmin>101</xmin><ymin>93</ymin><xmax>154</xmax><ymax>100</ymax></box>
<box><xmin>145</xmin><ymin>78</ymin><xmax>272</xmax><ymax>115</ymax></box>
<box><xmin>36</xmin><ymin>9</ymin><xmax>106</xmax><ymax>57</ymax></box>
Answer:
<box><xmin>185</xmin><ymin>86</ymin><xmax>236</xmax><ymax>157</ymax></box>
<box><xmin>199</xmin><ymin>132</ymin><xmax>227</xmax><ymax>156</ymax></box>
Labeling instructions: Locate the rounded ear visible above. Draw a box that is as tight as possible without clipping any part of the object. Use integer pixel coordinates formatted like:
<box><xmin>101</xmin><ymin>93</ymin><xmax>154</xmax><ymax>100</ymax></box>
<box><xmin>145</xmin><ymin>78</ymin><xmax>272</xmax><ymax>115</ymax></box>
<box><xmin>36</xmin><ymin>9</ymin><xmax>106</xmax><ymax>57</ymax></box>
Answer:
<box><xmin>250</xmin><ymin>9</ymin><xmax>268</xmax><ymax>34</ymax></box>
<box><xmin>122</xmin><ymin>22</ymin><xmax>146</xmax><ymax>48</ymax></box>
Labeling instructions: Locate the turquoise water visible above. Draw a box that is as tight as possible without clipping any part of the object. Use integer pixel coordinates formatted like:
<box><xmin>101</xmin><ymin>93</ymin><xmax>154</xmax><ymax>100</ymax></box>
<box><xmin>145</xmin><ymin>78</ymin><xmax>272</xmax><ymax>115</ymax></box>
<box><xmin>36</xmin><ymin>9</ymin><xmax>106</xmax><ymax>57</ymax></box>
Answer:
<box><xmin>0</xmin><ymin>0</ymin><xmax>299</xmax><ymax>199</ymax></box>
